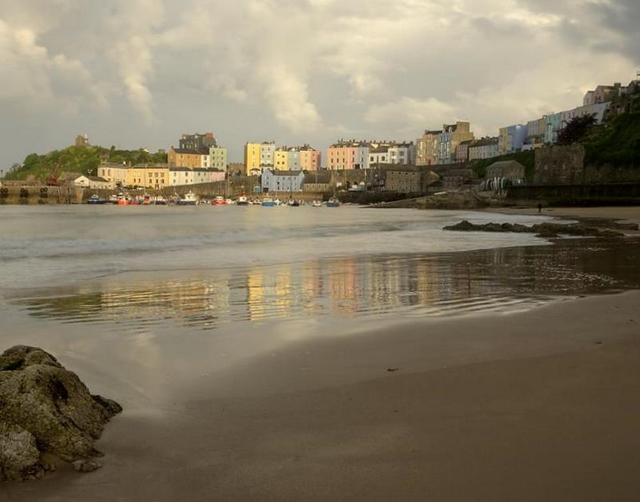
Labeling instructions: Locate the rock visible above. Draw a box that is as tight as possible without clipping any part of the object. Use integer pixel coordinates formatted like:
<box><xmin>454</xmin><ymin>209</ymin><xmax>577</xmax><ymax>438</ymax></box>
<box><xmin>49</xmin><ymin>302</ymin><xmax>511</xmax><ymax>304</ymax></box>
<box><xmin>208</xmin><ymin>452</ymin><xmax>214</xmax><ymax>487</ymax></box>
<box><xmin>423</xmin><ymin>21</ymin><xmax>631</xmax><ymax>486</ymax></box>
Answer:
<box><xmin>72</xmin><ymin>459</ymin><xmax>103</xmax><ymax>473</ymax></box>
<box><xmin>0</xmin><ymin>423</ymin><xmax>42</xmax><ymax>482</ymax></box>
<box><xmin>442</xmin><ymin>220</ymin><xmax>476</xmax><ymax>231</ymax></box>
<box><xmin>444</xmin><ymin>220</ymin><xmax>624</xmax><ymax>238</ymax></box>
<box><xmin>0</xmin><ymin>346</ymin><xmax>122</xmax><ymax>482</ymax></box>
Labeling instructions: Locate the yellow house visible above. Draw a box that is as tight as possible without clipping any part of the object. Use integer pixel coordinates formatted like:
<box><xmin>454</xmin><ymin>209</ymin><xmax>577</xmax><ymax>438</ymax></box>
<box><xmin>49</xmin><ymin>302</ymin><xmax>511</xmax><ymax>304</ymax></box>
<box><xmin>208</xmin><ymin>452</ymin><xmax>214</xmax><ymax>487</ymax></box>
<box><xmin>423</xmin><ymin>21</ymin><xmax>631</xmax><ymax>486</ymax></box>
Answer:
<box><xmin>244</xmin><ymin>143</ymin><xmax>262</xmax><ymax>175</ymax></box>
<box><xmin>97</xmin><ymin>163</ymin><xmax>129</xmax><ymax>187</ymax></box>
<box><xmin>168</xmin><ymin>148</ymin><xmax>204</xmax><ymax>168</ymax></box>
<box><xmin>127</xmin><ymin>166</ymin><xmax>170</xmax><ymax>189</ymax></box>
<box><xmin>274</xmin><ymin>150</ymin><xmax>289</xmax><ymax>170</ymax></box>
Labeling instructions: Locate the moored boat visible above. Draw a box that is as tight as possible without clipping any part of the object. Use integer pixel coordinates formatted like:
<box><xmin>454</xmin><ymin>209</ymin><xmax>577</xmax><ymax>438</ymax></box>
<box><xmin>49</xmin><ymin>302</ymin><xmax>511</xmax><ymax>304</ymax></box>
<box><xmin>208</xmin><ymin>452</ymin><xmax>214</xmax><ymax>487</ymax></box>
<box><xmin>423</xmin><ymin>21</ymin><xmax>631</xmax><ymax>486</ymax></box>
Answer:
<box><xmin>212</xmin><ymin>195</ymin><xmax>226</xmax><ymax>205</ymax></box>
<box><xmin>177</xmin><ymin>191</ymin><xmax>198</xmax><ymax>206</ymax></box>
<box><xmin>261</xmin><ymin>197</ymin><xmax>276</xmax><ymax>207</ymax></box>
<box><xmin>325</xmin><ymin>198</ymin><xmax>340</xmax><ymax>207</ymax></box>
<box><xmin>87</xmin><ymin>194</ymin><xmax>106</xmax><ymax>205</ymax></box>
<box><xmin>236</xmin><ymin>195</ymin><xmax>249</xmax><ymax>206</ymax></box>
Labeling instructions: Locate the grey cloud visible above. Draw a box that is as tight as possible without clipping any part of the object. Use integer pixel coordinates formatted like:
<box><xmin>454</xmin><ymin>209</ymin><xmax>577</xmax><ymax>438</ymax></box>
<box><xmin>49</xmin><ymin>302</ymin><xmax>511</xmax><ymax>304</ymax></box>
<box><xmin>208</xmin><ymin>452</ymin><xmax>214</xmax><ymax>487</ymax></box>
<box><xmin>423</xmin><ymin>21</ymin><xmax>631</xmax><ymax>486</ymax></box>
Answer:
<box><xmin>0</xmin><ymin>0</ymin><xmax>638</xmax><ymax>170</ymax></box>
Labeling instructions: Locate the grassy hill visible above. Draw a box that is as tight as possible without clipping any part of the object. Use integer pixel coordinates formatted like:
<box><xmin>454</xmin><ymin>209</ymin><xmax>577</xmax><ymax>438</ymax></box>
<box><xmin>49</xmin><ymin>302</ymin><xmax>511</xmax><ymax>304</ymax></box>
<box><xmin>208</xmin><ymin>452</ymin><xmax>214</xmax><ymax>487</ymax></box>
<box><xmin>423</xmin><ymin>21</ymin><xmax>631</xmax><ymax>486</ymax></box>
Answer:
<box><xmin>584</xmin><ymin>112</ymin><xmax>640</xmax><ymax>168</ymax></box>
<box><xmin>4</xmin><ymin>146</ymin><xmax>167</xmax><ymax>183</ymax></box>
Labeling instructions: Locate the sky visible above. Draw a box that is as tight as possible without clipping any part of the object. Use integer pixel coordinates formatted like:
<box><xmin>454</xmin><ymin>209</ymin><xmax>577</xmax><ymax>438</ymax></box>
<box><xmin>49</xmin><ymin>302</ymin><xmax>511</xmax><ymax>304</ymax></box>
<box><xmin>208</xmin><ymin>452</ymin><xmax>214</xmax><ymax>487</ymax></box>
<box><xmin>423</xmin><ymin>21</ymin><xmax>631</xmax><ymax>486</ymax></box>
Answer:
<box><xmin>1</xmin><ymin>0</ymin><xmax>639</xmax><ymax>169</ymax></box>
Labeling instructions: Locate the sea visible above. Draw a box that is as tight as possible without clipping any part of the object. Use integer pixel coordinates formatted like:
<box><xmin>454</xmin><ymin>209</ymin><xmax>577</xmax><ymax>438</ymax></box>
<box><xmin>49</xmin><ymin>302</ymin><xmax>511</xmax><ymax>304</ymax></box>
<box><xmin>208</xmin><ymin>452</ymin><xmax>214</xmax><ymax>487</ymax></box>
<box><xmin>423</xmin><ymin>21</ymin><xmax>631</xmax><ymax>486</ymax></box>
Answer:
<box><xmin>1</xmin><ymin>203</ymin><xmax>640</xmax><ymax>406</ymax></box>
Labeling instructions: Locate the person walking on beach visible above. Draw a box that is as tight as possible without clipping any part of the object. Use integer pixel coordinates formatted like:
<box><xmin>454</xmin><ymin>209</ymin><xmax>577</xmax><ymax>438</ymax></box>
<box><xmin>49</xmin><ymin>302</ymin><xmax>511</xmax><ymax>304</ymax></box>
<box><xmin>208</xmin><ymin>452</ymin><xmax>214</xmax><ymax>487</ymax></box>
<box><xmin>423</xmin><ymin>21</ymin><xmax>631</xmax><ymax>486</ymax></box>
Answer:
<box><xmin>537</xmin><ymin>202</ymin><xmax>542</xmax><ymax>213</ymax></box>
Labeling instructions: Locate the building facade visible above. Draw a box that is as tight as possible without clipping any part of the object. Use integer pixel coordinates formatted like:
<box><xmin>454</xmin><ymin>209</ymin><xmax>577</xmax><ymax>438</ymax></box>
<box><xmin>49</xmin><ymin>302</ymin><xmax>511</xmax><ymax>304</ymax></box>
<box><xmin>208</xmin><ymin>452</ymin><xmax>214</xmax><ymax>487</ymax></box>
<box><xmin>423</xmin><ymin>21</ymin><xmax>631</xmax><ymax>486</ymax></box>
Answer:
<box><xmin>384</xmin><ymin>166</ymin><xmax>421</xmax><ymax>194</ymax></box>
<box><xmin>327</xmin><ymin>140</ymin><xmax>369</xmax><ymax>170</ymax></box>
<box><xmin>299</xmin><ymin>145</ymin><xmax>321</xmax><ymax>171</ymax></box>
<box><xmin>437</xmin><ymin>122</ymin><xmax>474</xmax><ymax>164</ymax></box>
<box><xmin>209</xmin><ymin>146</ymin><xmax>228</xmax><ymax>171</ymax></box>
<box><xmin>498</xmin><ymin>124</ymin><xmax>528</xmax><ymax>155</ymax></box>
<box><xmin>261</xmin><ymin>170</ymin><xmax>306</xmax><ymax>192</ymax></box>
<box><xmin>179</xmin><ymin>132</ymin><xmax>217</xmax><ymax>151</ymax></box>
<box><xmin>416</xmin><ymin>130</ymin><xmax>440</xmax><ymax>166</ymax></box>
<box><xmin>468</xmin><ymin>137</ymin><xmax>499</xmax><ymax>160</ymax></box>
<box><xmin>168</xmin><ymin>148</ymin><xmax>208</xmax><ymax>168</ymax></box>
<box><xmin>245</xmin><ymin>142</ymin><xmax>275</xmax><ymax>175</ymax></box>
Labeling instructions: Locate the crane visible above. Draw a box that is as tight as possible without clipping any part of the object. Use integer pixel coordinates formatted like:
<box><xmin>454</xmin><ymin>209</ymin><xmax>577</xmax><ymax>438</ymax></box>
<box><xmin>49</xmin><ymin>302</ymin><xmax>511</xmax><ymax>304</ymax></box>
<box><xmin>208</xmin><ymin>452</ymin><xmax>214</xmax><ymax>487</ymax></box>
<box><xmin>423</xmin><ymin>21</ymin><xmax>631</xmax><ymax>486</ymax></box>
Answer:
<box><xmin>46</xmin><ymin>159</ymin><xmax>63</xmax><ymax>186</ymax></box>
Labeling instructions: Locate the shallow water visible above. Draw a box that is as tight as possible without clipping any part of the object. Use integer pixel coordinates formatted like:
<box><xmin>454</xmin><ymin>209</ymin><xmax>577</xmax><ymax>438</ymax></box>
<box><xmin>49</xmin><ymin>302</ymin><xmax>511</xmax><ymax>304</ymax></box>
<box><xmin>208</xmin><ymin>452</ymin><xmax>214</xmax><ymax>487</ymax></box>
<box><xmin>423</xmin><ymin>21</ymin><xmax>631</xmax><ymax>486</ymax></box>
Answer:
<box><xmin>1</xmin><ymin>205</ymin><xmax>639</xmax><ymax>330</ymax></box>
<box><xmin>1</xmin><ymin>204</ymin><xmax>640</xmax><ymax>404</ymax></box>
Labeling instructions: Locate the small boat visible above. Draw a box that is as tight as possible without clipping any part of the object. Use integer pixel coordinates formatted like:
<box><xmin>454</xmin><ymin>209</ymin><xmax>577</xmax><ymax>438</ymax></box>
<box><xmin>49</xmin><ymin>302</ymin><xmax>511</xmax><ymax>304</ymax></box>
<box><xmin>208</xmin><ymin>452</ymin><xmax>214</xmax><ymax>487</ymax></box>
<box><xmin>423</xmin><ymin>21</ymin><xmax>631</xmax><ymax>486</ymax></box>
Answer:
<box><xmin>177</xmin><ymin>191</ymin><xmax>198</xmax><ymax>206</ymax></box>
<box><xmin>311</xmin><ymin>200</ymin><xmax>323</xmax><ymax>207</ymax></box>
<box><xmin>87</xmin><ymin>194</ymin><xmax>106</xmax><ymax>205</ymax></box>
<box><xmin>211</xmin><ymin>195</ymin><xmax>226</xmax><ymax>205</ymax></box>
<box><xmin>325</xmin><ymin>198</ymin><xmax>340</xmax><ymax>207</ymax></box>
<box><xmin>236</xmin><ymin>195</ymin><xmax>249</xmax><ymax>206</ymax></box>
<box><xmin>107</xmin><ymin>194</ymin><xmax>119</xmax><ymax>204</ymax></box>
<box><xmin>154</xmin><ymin>195</ymin><xmax>166</xmax><ymax>205</ymax></box>
<box><xmin>261</xmin><ymin>197</ymin><xmax>276</xmax><ymax>207</ymax></box>
<box><xmin>287</xmin><ymin>199</ymin><xmax>300</xmax><ymax>207</ymax></box>
<box><xmin>142</xmin><ymin>194</ymin><xmax>151</xmax><ymax>205</ymax></box>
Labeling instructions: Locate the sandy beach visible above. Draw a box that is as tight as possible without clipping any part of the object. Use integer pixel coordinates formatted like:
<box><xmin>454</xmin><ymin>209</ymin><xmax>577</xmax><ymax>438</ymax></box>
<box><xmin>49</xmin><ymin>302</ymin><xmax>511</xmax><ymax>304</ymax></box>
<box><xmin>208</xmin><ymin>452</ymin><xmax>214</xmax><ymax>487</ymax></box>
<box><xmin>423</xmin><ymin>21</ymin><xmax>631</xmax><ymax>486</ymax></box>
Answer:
<box><xmin>486</xmin><ymin>205</ymin><xmax>640</xmax><ymax>230</ymax></box>
<box><xmin>2</xmin><ymin>206</ymin><xmax>640</xmax><ymax>501</ymax></box>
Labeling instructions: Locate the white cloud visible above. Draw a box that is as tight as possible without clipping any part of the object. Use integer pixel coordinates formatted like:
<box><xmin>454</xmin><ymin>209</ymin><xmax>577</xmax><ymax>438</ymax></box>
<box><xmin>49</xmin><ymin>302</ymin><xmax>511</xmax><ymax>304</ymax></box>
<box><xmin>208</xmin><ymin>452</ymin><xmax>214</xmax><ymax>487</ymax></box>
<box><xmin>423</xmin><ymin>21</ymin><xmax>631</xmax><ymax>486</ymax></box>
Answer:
<box><xmin>0</xmin><ymin>0</ymin><xmax>638</xmax><ymax>166</ymax></box>
<box><xmin>365</xmin><ymin>97</ymin><xmax>457</xmax><ymax>135</ymax></box>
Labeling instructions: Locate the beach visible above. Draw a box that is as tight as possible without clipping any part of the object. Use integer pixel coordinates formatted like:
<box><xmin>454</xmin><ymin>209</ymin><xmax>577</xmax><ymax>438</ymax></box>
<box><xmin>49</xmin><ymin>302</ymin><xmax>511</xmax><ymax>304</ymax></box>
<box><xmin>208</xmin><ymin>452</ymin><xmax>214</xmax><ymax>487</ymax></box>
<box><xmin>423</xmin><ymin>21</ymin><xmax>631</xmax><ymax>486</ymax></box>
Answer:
<box><xmin>2</xmin><ymin>205</ymin><xmax>640</xmax><ymax>500</ymax></box>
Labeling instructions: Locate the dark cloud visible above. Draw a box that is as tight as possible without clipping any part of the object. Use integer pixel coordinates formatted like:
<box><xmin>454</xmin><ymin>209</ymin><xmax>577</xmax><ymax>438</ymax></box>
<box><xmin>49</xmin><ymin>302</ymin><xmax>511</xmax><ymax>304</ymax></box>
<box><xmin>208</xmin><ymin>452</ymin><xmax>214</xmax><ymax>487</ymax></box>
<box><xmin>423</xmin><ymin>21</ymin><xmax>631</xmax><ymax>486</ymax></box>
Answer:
<box><xmin>0</xmin><ymin>0</ymin><xmax>638</xmax><ymax>169</ymax></box>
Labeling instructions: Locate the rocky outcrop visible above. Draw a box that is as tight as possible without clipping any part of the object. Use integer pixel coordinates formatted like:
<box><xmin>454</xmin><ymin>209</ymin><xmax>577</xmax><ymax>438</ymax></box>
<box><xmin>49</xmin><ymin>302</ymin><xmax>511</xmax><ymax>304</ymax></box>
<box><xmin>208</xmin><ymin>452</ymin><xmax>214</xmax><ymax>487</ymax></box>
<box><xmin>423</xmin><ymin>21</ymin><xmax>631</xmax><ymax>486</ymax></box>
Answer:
<box><xmin>0</xmin><ymin>346</ymin><xmax>122</xmax><ymax>481</ymax></box>
<box><xmin>443</xmin><ymin>220</ymin><xmax>632</xmax><ymax>238</ymax></box>
<box><xmin>415</xmin><ymin>191</ymin><xmax>490</xmax><ymax>210</ymax></box>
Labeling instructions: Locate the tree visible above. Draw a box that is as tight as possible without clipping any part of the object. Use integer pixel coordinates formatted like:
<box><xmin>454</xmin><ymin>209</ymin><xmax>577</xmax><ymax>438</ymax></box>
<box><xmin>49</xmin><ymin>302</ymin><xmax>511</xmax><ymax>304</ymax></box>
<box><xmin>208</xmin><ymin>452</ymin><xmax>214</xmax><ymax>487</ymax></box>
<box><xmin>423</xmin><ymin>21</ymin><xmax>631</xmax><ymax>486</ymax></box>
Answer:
<box><xmin>556</xmin><ymin>114</ymin><xmax>597</xmax><ymax>145</ymax></box>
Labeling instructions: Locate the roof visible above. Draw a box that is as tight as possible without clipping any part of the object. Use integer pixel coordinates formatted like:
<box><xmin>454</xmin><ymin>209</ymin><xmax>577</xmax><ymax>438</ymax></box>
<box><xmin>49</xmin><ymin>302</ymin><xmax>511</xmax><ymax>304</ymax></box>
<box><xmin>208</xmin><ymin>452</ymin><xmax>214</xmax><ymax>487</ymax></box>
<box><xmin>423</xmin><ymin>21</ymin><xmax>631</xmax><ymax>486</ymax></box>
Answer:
<box><xmin>264</xmin><ymin>169</ymin><xmax>304</xmax><ymax>177</ymax></box>
<box><xmin>171</xmin><ymin>147</ymin><xmax>210</xmax><ymax>155</ymax></box>
<box><xmin>303</xmin><ymin>171</ymin><xmax>332</xmax><ymax>184</ymax></box>
<box><xmin>486</xmin><ymin>160</ymin><xmax>525</xmax><ymax>170</ymax></box>
<box><xmin>76</xmin><ymin>175</ymin><xmax>109</xmax><ymax>182</ymax></box>
<box><xmin>471</xmin><ymin>137</ymin><xmax>499</xmax><ymax>147</ymax></box>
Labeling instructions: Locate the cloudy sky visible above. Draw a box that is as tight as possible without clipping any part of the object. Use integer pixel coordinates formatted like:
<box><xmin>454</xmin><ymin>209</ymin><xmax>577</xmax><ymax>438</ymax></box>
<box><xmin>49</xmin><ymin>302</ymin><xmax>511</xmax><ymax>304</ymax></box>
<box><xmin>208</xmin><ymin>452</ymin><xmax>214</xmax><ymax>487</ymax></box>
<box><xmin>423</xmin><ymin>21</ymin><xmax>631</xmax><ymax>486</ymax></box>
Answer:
<box><xmin>1</xmin><ymin>0</ymin><xmax>638</xmax><ymax>169</ymax></box>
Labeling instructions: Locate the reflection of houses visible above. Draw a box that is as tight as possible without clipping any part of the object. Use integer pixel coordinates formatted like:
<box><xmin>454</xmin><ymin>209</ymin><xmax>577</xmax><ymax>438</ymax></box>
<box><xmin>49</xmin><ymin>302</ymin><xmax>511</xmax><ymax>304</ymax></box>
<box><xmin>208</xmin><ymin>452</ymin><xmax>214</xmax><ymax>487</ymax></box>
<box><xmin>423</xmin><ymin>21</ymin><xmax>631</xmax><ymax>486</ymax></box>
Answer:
<box><xmin>73</xmin><ymin>175</ymin><xmax>112</xmax><ymax>190</ymax></box>
<box><xmin>261</xmin><ymin>170</ymin><xmax>305</xmax><ymax>192</ymax></box>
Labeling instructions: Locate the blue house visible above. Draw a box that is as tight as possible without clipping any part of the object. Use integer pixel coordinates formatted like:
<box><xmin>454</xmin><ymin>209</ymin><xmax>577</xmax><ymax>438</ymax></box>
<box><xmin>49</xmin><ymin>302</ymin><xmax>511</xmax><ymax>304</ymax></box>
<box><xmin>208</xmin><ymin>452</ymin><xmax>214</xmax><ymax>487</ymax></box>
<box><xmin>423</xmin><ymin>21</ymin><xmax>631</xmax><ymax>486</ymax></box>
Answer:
<box><xmin>261</xmin><ymin>170</ymin><xmax>306</xmax><ymax>193</ymax></box>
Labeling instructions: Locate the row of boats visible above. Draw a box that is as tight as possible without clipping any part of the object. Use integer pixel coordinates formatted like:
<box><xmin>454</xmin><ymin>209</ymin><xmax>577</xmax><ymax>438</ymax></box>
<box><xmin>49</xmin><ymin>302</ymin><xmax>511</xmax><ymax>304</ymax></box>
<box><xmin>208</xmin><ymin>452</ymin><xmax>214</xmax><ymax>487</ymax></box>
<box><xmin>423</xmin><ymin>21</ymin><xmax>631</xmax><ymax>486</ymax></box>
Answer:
<box><xmin>87</xmin><ymin>192</ymin><xmax>340</xmax><ymax>207</ymax></box>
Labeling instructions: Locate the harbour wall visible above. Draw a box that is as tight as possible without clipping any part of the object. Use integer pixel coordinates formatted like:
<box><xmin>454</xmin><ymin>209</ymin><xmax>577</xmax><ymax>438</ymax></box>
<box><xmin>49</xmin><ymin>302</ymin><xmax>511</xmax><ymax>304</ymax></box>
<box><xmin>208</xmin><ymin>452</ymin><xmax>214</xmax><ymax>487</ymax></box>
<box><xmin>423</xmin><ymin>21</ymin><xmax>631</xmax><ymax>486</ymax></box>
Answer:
<box><xmin>506</xmin><ymin>182</ymin><xmax>640</xmax><ymax>206</ymax></box>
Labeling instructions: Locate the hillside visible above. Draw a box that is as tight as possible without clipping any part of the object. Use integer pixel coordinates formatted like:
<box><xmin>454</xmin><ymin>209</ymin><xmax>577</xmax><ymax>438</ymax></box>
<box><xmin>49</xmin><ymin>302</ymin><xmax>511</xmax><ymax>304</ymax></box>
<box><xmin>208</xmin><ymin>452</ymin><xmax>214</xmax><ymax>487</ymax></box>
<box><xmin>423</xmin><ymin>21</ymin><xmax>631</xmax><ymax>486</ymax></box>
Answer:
<box><xmin>584</xmin><ymin>112</ymin><xmax>640</xmax><ymax>168</ymax></box>
<box><xmin>4</xmin><ymin>146</ymin><xmax>167</xmax><ymax>183</ymax></box>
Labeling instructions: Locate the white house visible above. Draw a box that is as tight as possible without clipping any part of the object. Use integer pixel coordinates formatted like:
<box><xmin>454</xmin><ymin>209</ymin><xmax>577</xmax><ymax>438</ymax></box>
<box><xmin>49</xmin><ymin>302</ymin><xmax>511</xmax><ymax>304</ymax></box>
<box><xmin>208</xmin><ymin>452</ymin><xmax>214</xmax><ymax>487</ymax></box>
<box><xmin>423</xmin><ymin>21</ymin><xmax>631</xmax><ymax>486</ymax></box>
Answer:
<box><xmin>73</xmin><ymin>175</ymin><xmax>112</xmax><ymax>190</ymax></box>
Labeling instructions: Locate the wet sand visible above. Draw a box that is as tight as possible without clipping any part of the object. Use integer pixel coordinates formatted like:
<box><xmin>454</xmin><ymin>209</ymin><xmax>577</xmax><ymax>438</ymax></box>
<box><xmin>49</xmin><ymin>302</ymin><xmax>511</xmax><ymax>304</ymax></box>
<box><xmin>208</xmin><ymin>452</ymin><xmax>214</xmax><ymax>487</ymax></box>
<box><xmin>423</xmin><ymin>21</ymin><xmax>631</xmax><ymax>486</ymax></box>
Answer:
<box><xmin>3</xmin><ymin>290</ymin><xmax>640</xmax><ymax>501</ymax></box>
<box><xmin>3</xmin><ymin>206</ymin><xmax>640</xmax><ymax>501</ymax></box>
<box><xmin>486</xmin><ymin>205</ymin><xmax>640</xmax><ymax>230</ymax></box>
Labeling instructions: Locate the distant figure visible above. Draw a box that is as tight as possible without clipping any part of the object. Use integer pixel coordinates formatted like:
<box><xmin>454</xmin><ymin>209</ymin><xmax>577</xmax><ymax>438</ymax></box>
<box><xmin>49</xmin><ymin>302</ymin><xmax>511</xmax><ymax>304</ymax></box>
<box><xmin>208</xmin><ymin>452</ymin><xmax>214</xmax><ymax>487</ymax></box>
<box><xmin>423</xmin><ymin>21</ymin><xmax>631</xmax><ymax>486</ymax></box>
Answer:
<box><xmin>537</xmin><ymin>203</ymin><xmax>542</xmax><ymax>213</ymax></box>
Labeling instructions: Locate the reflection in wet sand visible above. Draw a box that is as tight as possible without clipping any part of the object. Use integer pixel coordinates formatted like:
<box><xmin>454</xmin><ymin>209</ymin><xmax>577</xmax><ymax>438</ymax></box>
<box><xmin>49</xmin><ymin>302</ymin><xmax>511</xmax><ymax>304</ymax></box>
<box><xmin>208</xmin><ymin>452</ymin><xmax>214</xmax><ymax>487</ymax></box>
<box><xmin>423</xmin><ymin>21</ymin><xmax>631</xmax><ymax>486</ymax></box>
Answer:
<box><xmin>9</xmin><ymin>238</ymin><xmax>640</xmax><ymax>333</ymax></box>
